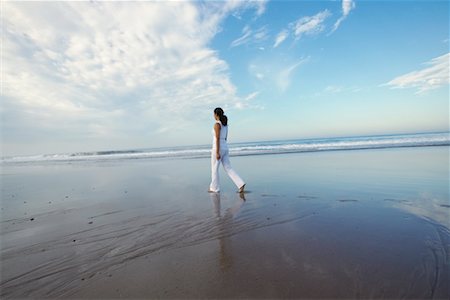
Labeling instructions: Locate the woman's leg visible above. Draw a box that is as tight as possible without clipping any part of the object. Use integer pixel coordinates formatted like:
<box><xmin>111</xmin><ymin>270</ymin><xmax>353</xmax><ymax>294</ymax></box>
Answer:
<box><xmin>209</xmin><ymin>150</ymin><xmax>221</xmax><ymax>192</ymax></box>
<box><xmin>221</xmin><ymin>150</ymin><xmax>245</xmax><ymax>189</ymax></box>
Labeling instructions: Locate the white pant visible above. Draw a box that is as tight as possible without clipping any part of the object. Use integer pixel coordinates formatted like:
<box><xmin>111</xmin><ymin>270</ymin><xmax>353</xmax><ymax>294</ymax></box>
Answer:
<box><xmin>209</xmin><ymin>146</ymin><xmax>245</xmax><ymax>192</ymax></box>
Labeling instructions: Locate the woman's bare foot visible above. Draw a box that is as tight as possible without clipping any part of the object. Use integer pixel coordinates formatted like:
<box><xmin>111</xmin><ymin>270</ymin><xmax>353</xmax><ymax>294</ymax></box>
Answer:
<box><xmin>238</xmin><ymin>183</ymin><xmax>246</xmax><ymax>193</ymax></box>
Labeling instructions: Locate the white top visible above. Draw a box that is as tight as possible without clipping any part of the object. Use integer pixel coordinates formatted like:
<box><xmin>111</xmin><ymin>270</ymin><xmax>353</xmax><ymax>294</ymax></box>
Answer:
<box><xmin>212</xmin><ymin>120</ymin><xmax>228</xmax><ymax>146</ymax></box>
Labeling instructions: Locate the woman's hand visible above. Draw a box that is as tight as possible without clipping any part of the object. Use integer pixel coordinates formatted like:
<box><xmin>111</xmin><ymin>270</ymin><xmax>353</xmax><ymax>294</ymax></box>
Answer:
<box><xmin>216</xmin><ymin>152</ymin><xmax>221</xmax><ymax>160</ymax></box>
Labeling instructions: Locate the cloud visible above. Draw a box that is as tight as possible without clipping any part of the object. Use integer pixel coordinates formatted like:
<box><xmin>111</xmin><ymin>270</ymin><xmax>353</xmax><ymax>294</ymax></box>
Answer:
<box><xmin>231</xmin><ymin>25</ymin><xmax>252</xmax><ymax>47</ymax></box>
<box><xmin>277</xmin><ymin>58</ymin><xmax>309</xmax><ymax>92</ymax></box>
<box><xmin>331</xmin><ymin>0</ymin><xmax>356</xmax><ymax>34</ymax></box>
<box><xmin>244</xmin><ymin>91</ymin><xmax>260</xmax><ymax>101</ymax></box>
<box><xmin>324</xmin><ymin>85</ymin><xmax>344</xmax><ymax>93</ymax></box>
<box><xmin>248</xmin><ymin>56</ymin><xmax>309</xmax><ymax>92</ymax></box>
<box><xmin>291</xmin><ymin>10</ymin><xmax>331</xmax><ymax>39</ymax></box>
<box><xmin>342</xmin><ymin>0</ymin><xmax>355</xmax><ymax>16</ymax></box>
<box><xmin>312</xmin><ymin>85</ymin><xmax>362</xmax><ymax>97</ymax></box>
<box><xmin>230</xmin><ymin>25</ymin><xmax>268</xmax><ymax>47</ymax></box>
<box><xmin>2</xmin><ymin>1</ymin><xmax>264</xmax><ymax>155</ymax></box>
<box><xmin>254</xmin><ymin>0</ymin><xmax>268</xmax><ymax>16</ymax></box>
<box><xmin>233</xmin><ymin>91</ymin><xmax>262</xmax><ymax>110</ymax></box>
<box><xmin>223</xmin><ymin>0</ymin><xmax>268</xmax><ymax>20</ymax></box>
<box><xmin>273</xmin><ymin>9</ymin><xmax>331</xmax><ymax>47</ymax></box>
<box><xmin>384</xmin><ymin>53</ymin><xmax>450</xmax><ymax>93</ymax></box>
<box><xmin>273</xmin><ymin>29</ymin><xmax>289</xmax><ymax>48</ymax></box>
<box><xmin>248</xmin><ymin>63</ymin><xmax>267</xmax><ymax>81</ymax></box>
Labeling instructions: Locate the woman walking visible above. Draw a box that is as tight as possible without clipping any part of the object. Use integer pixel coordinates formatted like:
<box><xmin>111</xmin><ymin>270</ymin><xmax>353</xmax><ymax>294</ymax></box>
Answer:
<box><xmin>208</xmin><ymin>107</ymin><xmax>246</xmax><ymax>193</ymax></box>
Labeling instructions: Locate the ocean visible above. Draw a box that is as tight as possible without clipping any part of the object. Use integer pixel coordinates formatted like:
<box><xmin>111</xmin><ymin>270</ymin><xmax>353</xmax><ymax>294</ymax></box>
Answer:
<box><xmin>2</xmin><ymin>132</ymin><xmax>449</xmax><ymax>164</ymax></box>
<box><xmin>1</xmin><ymin>132</ymin><xmax>449</xmax><ymax>298</ymax></box>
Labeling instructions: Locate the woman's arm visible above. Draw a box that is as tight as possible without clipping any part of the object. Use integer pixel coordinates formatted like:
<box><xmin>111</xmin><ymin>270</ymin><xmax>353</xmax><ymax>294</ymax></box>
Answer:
<box><xmin>214</xmin><ymin>123</ymin><xmax>221</xmax><ymax>160</ymax></box>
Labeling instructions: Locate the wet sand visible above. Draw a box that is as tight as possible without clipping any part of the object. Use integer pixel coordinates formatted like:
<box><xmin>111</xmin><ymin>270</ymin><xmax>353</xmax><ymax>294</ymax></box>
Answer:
<box><xmin>1</xmin><ymin>146</ymin><xmax>449</xmax><ymax>299</ymax></box>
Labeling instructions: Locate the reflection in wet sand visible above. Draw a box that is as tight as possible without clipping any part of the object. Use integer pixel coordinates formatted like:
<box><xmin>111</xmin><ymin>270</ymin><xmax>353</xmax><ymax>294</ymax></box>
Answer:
<box><xmin>210</xmin><ymin>192</ymin><xmax>246</xmax><ymax>272</ymax></box>
<box><xmin>382</xmin><ymin>191</ymin><xmax>450</xmax><ymax>229</ymax></box>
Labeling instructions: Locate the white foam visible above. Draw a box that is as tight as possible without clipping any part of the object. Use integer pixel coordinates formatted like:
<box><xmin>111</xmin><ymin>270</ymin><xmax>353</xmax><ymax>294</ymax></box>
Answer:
<box><xmin>2</xmin><ymin>132</ymin><xmax>449</xmax><ymax>164</ymax></box>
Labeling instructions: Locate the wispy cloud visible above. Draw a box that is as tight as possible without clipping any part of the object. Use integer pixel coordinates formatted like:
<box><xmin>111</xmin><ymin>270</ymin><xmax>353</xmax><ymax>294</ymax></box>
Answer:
<box><xmin>384</xmin><ymin>53</ymin><xmax>450</xmax><ymax>93</ymax></box>
<box><xmin>248</xmin><ymin>63</ymin><xmax>265</xmax><ymax>80</ymax></box>
<box><xmin>330</xmin><ymin>0</ymin><xmax>356</xmax><ymax>34</ymax></box>
<box><xmin>255</xmin><ymin>0</ymin><xmax>268</xmax><ymax>16</ymax></box>
<box><xmin>234</xmin><ymin>91</ymin><xmax>262</xmax><ymax>109</ymax></box>
<box><xmin>231</xmin><ymin>25</ymin><xmax>253</xmax><ymax>47</ymax></box>
<box><xmin>277</xmin><ymin>58</ymin><xmax>309</xmax><ymax>92</ymax></box>
<box><xmin>273</xmin><ymin>10</ymin><xmax>331</xmax><ymax>47</ymax></box>
<box><xmin>2</xmin><ymin>1</ymin><xmax>264</xmax><ymax>155</ymax></box>
<box><xmin>231</xmin><ymin>25</ymin><xmax>268</xmax><ymax>48</ymax></box>
<box><xmin>292</xmin><ymin>10</ymin><xmax>331</xmax><ymax>39</ymax></box>
<box><xmin>244</xmin><ymin>91</ymin><xmax>260</xmax><ymax>101</ymax></box>
<box><xmin>273</xmin><ymin>29</ymin><xmax>289</xmax><ymax>48</ymax></box>
<box><xmin>248</xmin><ymin>56</ymin><xmax>309</xmax><ymax>93</ymax></box>
<box><xmin>272</xmin><ymin>2</ymin><xmax>354</xmax><ymax>48</ymax></box>
<box><xmin>313</xmin><ymin>85</ymin><xmax>362</xmax><ymax>97</ymax></box>
<box><xmin>225</xmin><ymin>0</ymin><xmax>268</xmax><ymax>19</ymax></box>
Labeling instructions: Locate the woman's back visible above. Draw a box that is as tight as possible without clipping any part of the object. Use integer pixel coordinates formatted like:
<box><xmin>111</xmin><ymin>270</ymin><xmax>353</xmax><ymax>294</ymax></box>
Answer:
<box><xmin>212</xmin><ymin>120</ymin><xmax>228</xmax><ymax>143</ymax></box>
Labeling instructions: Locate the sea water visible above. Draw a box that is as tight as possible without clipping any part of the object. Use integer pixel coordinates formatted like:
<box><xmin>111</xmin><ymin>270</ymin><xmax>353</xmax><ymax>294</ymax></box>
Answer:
<box><xmin>2</xmin><ymin>132</ymin><xmax>449</xmax><ymax>164</ymax></box>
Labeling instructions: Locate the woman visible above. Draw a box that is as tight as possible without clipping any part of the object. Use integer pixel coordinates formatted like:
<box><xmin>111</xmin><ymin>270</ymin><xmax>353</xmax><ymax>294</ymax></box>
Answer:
<box><xmin>208</xmin><ymin>107</ymin><xmax>246</xmax><ymax>193</ymax></box>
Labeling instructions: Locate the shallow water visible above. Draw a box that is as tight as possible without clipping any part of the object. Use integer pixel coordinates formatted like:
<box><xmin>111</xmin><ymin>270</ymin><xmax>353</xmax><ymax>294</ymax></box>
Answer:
<box><xmin>1</xmin><ymin>146</ymin><xmax>449</xmax><ymax>298</ymax></box>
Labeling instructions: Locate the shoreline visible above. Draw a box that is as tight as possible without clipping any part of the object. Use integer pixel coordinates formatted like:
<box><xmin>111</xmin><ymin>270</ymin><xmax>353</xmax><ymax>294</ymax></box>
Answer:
<box><xmin>2</xmin><ymin>132</ymin><xmax>449</xmax><ymax>164</ymax></box>
<box><xmin>1</xmin><ymin>144</ymin><xmax>448</xmax><ymax>168</ymax></box>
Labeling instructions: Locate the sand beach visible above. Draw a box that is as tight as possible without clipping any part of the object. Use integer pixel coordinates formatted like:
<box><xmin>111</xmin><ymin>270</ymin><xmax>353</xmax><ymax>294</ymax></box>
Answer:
<box><xmin>1</xmin><ymin>146</ymin><xmax>449</xmax><ymax>298</ymax></box>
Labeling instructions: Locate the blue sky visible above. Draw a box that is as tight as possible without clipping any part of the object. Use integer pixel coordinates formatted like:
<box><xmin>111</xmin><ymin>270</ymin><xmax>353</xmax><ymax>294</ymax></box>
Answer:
<box><xmin>2</xmin><ymin>0</ymin><xmax>449</xmax><ymax>156</ymax></box>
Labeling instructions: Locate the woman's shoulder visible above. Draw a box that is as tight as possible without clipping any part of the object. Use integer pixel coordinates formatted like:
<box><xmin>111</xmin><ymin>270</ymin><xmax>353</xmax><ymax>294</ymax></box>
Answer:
<box><xmin>215</xmin><ymin>120</ymin><xmax>228</xmax><ymax>126</ymax></box>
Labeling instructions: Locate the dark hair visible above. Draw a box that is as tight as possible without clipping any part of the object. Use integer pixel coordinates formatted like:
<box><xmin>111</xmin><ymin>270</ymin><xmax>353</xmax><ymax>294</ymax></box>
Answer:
<box><xmin>214</xmin><ymin>107</ymin><xmax>228</xmax><ymax>126</ymax></box>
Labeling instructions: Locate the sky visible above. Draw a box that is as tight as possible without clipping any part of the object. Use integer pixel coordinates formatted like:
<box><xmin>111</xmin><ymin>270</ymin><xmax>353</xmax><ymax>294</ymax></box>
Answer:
<box><xmin>1</xmin><ymin>0</ymin><xmax>449</xmax><ymax>157</ymax></box>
